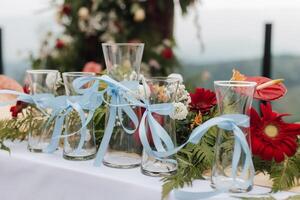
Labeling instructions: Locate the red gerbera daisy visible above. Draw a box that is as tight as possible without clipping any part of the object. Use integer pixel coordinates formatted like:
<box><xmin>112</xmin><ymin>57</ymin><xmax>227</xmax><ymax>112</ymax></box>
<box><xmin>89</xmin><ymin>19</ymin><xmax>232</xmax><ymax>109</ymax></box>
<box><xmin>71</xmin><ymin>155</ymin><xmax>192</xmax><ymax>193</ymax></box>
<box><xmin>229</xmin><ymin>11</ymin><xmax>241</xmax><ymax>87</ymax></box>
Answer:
<box><xmin>250</xmin><ymin>103</ymin><xmax>300</xmax><ymax>163</ymax></box>
<box><xmin>189</xmin><ymin>88</ymin><xmax>217</xmax><ymax>114</ymax></box>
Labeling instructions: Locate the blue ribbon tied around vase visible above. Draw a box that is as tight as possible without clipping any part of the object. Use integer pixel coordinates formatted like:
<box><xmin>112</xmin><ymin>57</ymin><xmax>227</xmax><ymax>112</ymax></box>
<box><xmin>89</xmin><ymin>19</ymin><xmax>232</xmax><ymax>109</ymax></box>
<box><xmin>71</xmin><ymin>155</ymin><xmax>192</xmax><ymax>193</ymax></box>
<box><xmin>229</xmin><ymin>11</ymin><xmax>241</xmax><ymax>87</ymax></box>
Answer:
<box><xmin>73</xmin><ymin>75</ymin><xmax>254</xmax><ymax>199</ymax></box>
<box><xmin>0</xmin><ymin>75</ymin><xmax>254</xmax><ymax>199</ymax></box>
<box><xmin>0</xmin><ymin>80</ymin><xmax>103</xmax><ymax>154</ymax></box>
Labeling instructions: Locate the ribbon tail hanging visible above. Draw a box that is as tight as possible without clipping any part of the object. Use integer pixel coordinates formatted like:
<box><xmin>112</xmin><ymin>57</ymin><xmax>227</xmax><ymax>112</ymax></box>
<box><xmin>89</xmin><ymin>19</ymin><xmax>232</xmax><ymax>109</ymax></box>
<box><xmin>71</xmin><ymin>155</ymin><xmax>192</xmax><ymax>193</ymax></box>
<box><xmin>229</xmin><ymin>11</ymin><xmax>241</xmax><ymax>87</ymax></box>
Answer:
<box><xmin>43</xmin><ymin>114</ymin><xmax>65</xmax><ymax>153</ymax></box>
<box><xmin>94</xmin><ymin>105</ymin><xmax>117</xmax><ymax>167</ymax></box>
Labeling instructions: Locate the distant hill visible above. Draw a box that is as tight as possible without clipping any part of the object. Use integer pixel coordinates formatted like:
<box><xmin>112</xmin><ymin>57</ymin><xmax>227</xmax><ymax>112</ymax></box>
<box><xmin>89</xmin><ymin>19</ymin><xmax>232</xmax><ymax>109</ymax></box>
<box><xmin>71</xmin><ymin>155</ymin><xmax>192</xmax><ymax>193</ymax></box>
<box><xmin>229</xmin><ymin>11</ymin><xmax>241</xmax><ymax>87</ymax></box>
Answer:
<box><xmin>4</xmin><ymin>54</ymin><xmax>300</xmax><ymax>122</ymax></box>
<box><xmin>180</xmin><ymin>54</ymin><xmax>300</xmax><ymax>122</ymax></box>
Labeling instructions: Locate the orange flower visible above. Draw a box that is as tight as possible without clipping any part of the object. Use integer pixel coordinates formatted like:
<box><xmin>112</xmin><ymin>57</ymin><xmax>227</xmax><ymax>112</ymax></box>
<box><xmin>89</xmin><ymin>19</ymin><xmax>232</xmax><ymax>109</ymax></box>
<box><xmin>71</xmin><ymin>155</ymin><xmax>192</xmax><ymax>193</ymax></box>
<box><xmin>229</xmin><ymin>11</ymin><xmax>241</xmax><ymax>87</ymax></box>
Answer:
<box><xmin>231</xmin><ymin>69</ymin><xmax>247</xmax><ymax>81</ymax></box>
<box><xmin>191</xmin><ymin>112</ymin><xmax>202</xmax><ymax>129</ymax></box>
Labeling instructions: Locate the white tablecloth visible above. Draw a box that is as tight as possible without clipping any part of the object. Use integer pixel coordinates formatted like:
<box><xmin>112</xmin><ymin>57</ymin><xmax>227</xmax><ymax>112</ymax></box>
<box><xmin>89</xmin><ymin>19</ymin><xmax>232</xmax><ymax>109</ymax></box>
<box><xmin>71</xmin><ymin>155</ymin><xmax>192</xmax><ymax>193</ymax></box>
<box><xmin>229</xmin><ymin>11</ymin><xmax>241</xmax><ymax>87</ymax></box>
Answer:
<box><xmin>0</xmin><ymin>142</ymin><xmax>297</xmax><ymax>200</ymax></box>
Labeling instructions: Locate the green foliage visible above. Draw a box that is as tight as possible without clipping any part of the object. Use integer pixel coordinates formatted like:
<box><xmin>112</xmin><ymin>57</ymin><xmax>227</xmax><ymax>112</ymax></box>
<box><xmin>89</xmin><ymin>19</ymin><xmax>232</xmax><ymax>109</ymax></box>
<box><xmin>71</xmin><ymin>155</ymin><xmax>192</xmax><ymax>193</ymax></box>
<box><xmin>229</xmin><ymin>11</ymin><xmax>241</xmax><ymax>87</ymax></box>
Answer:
<box><xmin>0</xmin><ymin>116</ymin><xmax>30</xmax><ymax>152</ymax></box>
<box><xmin>162</xmin><ymin>106</ymin><xmax>300</xmax><ymax>197</ymax></box>
<box><xmin>252</xmin><ymin>155</ymin><xmax>272</xmax><ymax>174</ymax></box>
<box><xmin>93</xmin><ymin>106</ymin><xmax>107</xmax><ymax>144</ymax></box>
<box><xmin>162</xmin><ymin>108</ymin><xmax>218</xmax><ymax>199</ymax></box>
<box><xmin>270</xmin><ymin>150</ymin><xmax>300</xmax><ymax>192</ymax></box>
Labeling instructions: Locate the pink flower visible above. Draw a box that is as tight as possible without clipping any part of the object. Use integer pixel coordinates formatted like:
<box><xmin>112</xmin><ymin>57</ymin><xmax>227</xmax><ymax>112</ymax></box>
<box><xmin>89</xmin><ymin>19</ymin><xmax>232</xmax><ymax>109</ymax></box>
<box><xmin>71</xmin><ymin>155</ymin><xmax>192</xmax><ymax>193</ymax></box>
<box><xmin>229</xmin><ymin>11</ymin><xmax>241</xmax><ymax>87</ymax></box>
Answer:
<box><xmin>82</xmin><ymin>61</ymin><xmax>102</xmax><ymax>73</ymax></box>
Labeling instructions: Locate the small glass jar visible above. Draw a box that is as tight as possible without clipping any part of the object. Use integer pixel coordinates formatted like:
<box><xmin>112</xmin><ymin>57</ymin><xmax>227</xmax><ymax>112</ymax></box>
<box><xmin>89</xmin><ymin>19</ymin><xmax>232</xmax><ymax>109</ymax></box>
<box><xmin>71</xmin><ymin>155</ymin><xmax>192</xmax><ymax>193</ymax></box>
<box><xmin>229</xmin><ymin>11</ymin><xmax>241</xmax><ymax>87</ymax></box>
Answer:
<box><xmin>211</xmin><ymin>81</ymin><xmax>256</xmax><ymax>192</ymax></box>
<box><xmin>62</xmin><ymin>72</ymin><xmax>97</xmax><ymax>161</ymax></box>
<box><xmin>141</xmin><ymin>77</ymin><xmax>179</xmax><ymax>177</ymax></box>
<box><xmin>102</xmin><ymin>43</ymin><xmax>144</xmax><ymax>168</ymax></box>
<box><xmin>26</xmin><ymin>69</ymin><xmax>61</xmax><ymax>153</ymax></box>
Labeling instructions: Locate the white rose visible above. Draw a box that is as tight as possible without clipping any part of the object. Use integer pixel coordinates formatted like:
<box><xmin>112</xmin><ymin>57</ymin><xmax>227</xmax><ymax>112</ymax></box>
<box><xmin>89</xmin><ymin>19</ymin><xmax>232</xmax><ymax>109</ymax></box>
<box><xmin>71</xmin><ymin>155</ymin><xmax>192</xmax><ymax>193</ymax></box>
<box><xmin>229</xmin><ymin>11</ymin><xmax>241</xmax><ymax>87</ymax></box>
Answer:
<box><xmin>170</xmin><ymin>102</ymin><xmax>188</xmax><ymax>120</ymax></box>
<box><xmin>134</xmin><ymin>8</ymin><xmax>145</xmax><ymax>22</ymax></box>
<box><xmin>168</xmin><ymin>73</ymin><xmax>183</xmax><ymax>83</ymax></box>
<box><xmin>135</xmin><ymin>83</ymin><xmax>151</xmax><ymax>100</ymax></box>
<box><xmin>78</xmin><ymin>7</ymin><xmax>90</xmax><ymax>20</ymax></box>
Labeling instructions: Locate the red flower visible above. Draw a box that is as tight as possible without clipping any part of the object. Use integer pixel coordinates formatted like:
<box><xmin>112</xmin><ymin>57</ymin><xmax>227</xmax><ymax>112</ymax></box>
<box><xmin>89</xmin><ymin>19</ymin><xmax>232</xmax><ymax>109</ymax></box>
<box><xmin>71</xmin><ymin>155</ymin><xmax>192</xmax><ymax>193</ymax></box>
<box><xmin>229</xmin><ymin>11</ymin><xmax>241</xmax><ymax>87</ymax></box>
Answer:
<box><xmin>61</xmin><ymin>4</ymin><xmax>72</xmax><ymax>16</ymax></box>
<box><xmin>231</xmin><ymin>70</ymin><xmax>287</xmax><ymax>101</ymax></box>
<box><xmin>55</xmin><ymin>39</ymin><xmax>65</xmax><ymax>49</ymax></box>
<box><xmin>161</xmin><ymin>47</ymin><xmax>173</xmax><ymax>59</ymax></box>
<box><xmin>250</xmin><ymin>103</ymin><xmax>300</xmax><ymax>163</ymax></box>
<box><xmin>10</xmin><ymin>85</ymin><xmax>30</xmax><ymax>118</ymax></box>
<box><xmin>189</xmin><ymin>88</ymin><xmax>217</xmax><ymax>114</ymax></box>
<box><xmin>246</xmin><ymin>76</ymin><xmax>287</xmax><ymax>101</ymax></box>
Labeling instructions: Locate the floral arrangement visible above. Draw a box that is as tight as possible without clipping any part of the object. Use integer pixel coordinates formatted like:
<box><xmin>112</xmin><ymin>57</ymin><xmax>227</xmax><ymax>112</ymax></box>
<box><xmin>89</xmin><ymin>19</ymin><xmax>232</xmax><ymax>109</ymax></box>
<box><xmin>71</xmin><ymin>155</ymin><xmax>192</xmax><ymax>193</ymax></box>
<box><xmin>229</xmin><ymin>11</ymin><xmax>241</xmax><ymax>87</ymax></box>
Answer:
<box><xmin>30</xmin><ymin>0</ymin><xmax>198</xmax><ymax>76</ymax></box>
<box><xmin>0</xmin><ymin>69</ymin><xmax>300</xmax><ymax>198</ymax></box>
<box><xmin>162</xmin><ymin>70</ymin><xmax>300</xmax><ymax>198</ymax></box>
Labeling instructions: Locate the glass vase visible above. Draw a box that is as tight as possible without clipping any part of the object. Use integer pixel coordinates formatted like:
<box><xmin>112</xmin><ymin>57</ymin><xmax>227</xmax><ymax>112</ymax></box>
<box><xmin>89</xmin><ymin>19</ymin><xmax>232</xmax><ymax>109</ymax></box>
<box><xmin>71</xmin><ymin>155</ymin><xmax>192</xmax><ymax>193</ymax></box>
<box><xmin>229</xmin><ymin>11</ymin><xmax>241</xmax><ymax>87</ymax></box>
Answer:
<box><xmin>211</xmin><ymin>81</ymin><xmax>257</xmax><ymax>192</ymax></box>
<box><xmin>26</xmin><ymin>69</ymin><xmax>61</xmax><ymax>152</ymax></box>
<box><xmin>62</xmin><ymin>72</ymin><xmax>97</xmax><ymax>161</ymax></box>
<box><xmin>141</xmin><ymin>77</ymin><xmax>179</xmax><ymax>177</ymax></box>
<box><xmin>102</xmin><ymin>43</ymin><xmax>144</xmax><ymax>168</ymax></box>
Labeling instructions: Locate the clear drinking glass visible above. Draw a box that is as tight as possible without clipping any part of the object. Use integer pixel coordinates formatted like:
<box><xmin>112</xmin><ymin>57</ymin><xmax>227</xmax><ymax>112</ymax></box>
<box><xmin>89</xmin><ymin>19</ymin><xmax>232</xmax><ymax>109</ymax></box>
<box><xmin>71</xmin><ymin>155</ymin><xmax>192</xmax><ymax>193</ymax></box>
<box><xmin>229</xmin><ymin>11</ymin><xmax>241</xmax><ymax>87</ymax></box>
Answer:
<box><xmin>102</xmin><ymin>43</ymin><xmax>144</xmax><ymax>168</ymax></box>
<box><xmin>62</xmin><ymin>72</ymin><xmax>97</xmax><ymax>160</ymax></box>
<box><xmin>26</xmin><ymin>69</ymin><xmax>61</xmax><ymax>152</ymax></box>
<box><xmin>141</xmin><ymin>77</ymin><xmax>179</xmax><ymax>177</ymax></box>
<box><xmin>211</xmin><ymin>81</ymin><xmax>257</xmax><ymax>192</ymax></box>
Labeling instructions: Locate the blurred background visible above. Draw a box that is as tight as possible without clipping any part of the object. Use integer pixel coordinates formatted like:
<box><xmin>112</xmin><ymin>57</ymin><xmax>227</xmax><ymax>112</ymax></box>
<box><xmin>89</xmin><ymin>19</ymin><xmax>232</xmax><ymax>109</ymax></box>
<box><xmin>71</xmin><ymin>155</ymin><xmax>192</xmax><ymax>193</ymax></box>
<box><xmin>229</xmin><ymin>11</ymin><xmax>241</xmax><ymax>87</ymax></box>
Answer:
<box><xmin>0</xmin><ymin>0</ymin><xmax>299</xmax><ymax>121</ymax></box>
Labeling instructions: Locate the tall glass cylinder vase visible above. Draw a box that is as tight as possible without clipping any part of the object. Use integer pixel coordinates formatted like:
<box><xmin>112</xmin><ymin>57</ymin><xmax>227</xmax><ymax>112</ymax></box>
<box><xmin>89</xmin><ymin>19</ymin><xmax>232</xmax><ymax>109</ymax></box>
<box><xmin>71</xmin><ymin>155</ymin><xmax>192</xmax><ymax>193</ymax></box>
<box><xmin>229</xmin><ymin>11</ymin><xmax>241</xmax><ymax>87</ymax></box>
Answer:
<box><xmin>62</xmin><ymin>72</ymin><xmax>97</xmax><ymax>161</ymax></box>
<box><xmin>211</xmin><ymin>81</ymin><xmax>257</xmax><ymax>192</ymax></box>
<box><xmin>26</xmin><ymin>69</ymin><xmax>61</xmax><ymax>152</ymax></box>
<box><xmin>141</xmin><ymin>77</ymin><xmax>179</xmax><ymax>177</ymax></box>
<box><xmin>102</xmin><ymin>43</ymin><xmax>144</xmax><ymax>168</ymax></box>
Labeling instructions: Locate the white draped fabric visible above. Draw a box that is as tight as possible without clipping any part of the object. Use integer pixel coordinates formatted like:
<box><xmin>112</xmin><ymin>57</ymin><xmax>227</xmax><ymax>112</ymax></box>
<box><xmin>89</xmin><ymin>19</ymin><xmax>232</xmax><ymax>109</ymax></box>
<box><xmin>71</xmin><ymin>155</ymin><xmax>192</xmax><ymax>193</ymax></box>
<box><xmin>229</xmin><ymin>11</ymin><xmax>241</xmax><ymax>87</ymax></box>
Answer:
<box><xmin>0</xmin><ymin>142</ymin><xmax>296</xmax><ymax>200</ymax></box>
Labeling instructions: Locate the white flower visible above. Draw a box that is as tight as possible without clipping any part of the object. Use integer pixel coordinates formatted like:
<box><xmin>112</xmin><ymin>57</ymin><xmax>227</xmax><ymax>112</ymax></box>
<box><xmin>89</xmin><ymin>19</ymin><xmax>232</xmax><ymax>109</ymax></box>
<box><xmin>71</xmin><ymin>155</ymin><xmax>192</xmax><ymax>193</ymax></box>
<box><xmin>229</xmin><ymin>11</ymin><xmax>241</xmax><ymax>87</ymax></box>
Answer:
<box><xmin>163</xmin><ymin>39</ymin><xmax>172</xmax><ymax>47</ymax></box>
<box><xmin>78</xmin><ymin>13</ymin><xmax>105</xmax><ymax>35</ymax></box>
<box><xmin>134</xmin><ymin>83</ymin><xmax>151</xmax><ymax>100</ymax></box>
<box><xmin>168</xmin><ymin>73</ymin><xmax>183</xmax><ymax>83</ymax></box>
<box><xmin>60</xmin><ymin>34</ymin><xmax>73</xmax><ymax>45</ymax></box>
<box><xmin>170</xmin><ymin>102</ymin><xmax>188</xmax><ymax>120</ymax></box>
<box><xmin>134</xmin><ymin>8</ymin><xmax>145</xmax><ymax>22</ymax></box>
<box><xmin>78</xmin><ymin>7</ymin><xmax>90</xmax><ymax>20</ymax></box>
<box><xmin>46</xmin><ymin>71</ymin><xmax>62</xmax><ymax>91</ymax></box>
<box><xmin>175</xmin><ymin>84</ymin><xmax>191</xmax><ymax>106</ymax></box>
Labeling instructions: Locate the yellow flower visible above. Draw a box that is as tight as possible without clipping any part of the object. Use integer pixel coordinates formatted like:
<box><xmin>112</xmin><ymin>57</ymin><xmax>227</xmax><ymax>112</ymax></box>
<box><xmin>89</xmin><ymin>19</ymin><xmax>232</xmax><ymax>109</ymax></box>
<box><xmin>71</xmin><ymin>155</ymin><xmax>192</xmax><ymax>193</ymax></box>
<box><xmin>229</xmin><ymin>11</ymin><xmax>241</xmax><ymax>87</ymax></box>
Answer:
<box><xmin>231</xmin><ymin>69</ymin><xmax>247</xmax><ymax>81</ymax></box>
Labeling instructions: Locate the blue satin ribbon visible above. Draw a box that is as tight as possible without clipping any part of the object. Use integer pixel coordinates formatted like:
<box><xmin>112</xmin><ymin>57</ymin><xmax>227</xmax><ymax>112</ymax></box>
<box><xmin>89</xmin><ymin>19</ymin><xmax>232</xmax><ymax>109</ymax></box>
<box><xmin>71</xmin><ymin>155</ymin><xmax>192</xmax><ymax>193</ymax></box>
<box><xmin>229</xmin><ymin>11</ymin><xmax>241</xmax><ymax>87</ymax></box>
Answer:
<box><xmin>0</xmin><ymin>84</ymin><xmax>102</xmax><ymax>153</ymax></box>
<box><xmin>172</xmin><ymin>115</ymin><xmax>253</xmax><ymax>199</ymax></box>
<box><xmin>72</xmin><ymin>75</ymin><xmax>141</xmax><ymax>167</ymax></box>
<box><xmin>0</xmin><ymin>76</ymin><xmax>254</xmax><ymax>198</ymax></box>
<box><xmin>44</xmin><ymin>78</ymin><xmax>104</xmax><ymax>153</ymax></box>
<box><xmin>72</xmin><ymin>75</ymin><xmax>254</xmax><ymax>187</ymax></box>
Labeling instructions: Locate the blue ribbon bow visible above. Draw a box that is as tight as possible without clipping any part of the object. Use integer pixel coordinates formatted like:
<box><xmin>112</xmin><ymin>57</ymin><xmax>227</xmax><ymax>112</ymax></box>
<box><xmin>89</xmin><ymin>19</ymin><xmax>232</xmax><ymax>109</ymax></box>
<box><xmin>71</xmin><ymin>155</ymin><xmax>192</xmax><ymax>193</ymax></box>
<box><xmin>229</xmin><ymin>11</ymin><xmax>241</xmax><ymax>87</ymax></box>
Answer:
<box><xmin>72</xmin><ymin>75</ymin><xmax>254</xmax><ymax>187</ymax></box>
<box><xmin>72</xmin><ymin>75</ymin><xmax>141</xmax><ymax>166</ymax></box>
<box><xmin>0</xmin><ymin>81</ymin><xmax>103</xmax><ymax>153</ymax></box>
